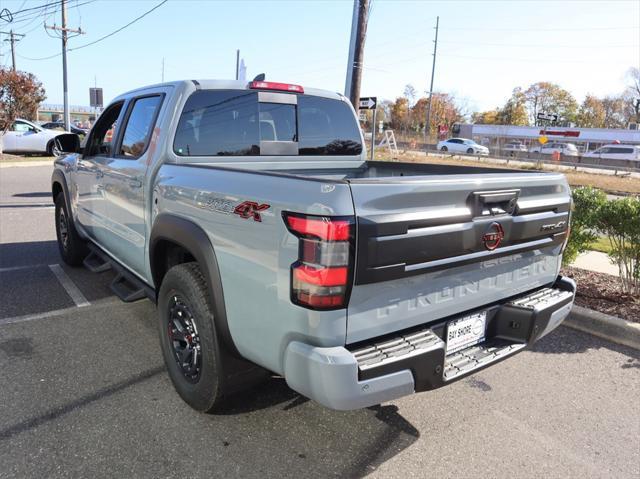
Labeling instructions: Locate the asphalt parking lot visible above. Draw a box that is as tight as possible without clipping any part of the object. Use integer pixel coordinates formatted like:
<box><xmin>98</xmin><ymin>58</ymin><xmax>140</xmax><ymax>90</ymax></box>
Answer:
<box><xmin>0</xmin><ymin>164</ymin><xmax>639</xmax><ymax>478</ymax></box>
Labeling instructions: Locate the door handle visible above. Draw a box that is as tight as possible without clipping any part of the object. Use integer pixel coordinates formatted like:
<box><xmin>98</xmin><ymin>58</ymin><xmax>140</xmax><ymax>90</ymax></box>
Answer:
<box><xmin>96</xmin><ymin>170</ymin><xmax>104</xmax><ymax>179</ymax></box>
<box><xmin>129</xmin><ymin>179</ymin><xmax>142</xmax><ymax>189</ymax></box>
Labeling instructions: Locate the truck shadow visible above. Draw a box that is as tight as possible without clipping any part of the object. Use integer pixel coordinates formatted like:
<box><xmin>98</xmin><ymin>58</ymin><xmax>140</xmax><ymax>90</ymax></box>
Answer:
<box><xmin>530</xmin><ymin>325</ymin><xmax>640</xmax><ymax>367</ymax></box>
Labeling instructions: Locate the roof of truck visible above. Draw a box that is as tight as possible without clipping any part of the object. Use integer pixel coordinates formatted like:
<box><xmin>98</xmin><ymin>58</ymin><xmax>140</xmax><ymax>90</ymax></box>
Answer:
<box><xmin>117</xmin><ymin>79</ymin><xmax>344</xmax><ymax>101</ymax></box>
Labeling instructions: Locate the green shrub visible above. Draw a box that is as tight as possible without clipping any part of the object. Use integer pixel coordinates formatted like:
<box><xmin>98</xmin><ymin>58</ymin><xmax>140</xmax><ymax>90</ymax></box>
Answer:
<box><xmin>595</xmin><ymin>196</ymin><xmax>640</xmax><ymax>295</ymax></box>
<box><xmin>563</xmin><ymin>186</ymin><xmax>606</xmax><ymax>266</ymax></box>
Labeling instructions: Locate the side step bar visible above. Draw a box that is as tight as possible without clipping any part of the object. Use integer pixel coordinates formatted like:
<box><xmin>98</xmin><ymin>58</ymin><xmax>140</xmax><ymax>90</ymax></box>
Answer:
<box><xmin>83</xmin><ymin>249</ymin><xmax>112</xmax><ymax>273</ymax></box>
<box><xmin>84</xmin><ymin>243</ymin><xmax>154</xmax><ymax>303</ymax></box>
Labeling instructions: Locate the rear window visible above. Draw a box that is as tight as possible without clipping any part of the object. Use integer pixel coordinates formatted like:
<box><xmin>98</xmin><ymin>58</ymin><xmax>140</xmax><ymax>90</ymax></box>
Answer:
<box><xmin>173</xmin><ymin>89</ymin><xmax>362</xmax><ymax>157</ymax></box>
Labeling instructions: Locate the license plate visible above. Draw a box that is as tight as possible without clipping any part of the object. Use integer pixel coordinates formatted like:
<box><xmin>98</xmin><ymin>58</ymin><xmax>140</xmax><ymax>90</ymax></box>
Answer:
<box><xmin>446</xmin><ymin>311</ymin><xmax>487</xmax><ymax>354</ymax></box>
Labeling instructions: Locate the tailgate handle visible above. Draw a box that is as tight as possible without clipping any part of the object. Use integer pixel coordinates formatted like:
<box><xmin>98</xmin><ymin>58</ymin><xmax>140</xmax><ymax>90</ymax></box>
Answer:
<box><xmin>472</xmin><ymin>189</ymin><xmax>520</xmax><ymax>216</ymax></box>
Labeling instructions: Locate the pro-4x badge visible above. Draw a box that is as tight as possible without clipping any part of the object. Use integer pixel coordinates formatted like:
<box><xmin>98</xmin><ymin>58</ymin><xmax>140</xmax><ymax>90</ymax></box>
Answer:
<box><xmin>233</xmin><ymin>201</ymin><xmax>270</xmax><ymax>222</ymax></box>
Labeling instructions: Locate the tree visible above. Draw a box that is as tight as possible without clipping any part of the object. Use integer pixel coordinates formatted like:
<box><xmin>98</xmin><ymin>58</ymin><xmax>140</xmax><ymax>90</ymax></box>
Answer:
<box><xmin>428</xmin><ymin>92</ymin><xmax>464</xmax><ymax>133</ymax></box>
<box><xmin>389</xmin><ymin>96</ymin><xmax>410</xmax><ymax>132</ymax></box>
<box><xmin>623</xmin><ymin>67</ymin><xmax>640</xmax><ymax>124</ymax></box>
<box><xmin>601</xmin><ymin>95</ymin><xmax>627</xmax><ymax>129</ymax></box>
<box><xmin>497</xmin><ymin>87</ymin><xmax>529</xmax><ymax>126</ymax></box>
<box><xmin>403</xmin><ymin>84</ymin><xmax>417</xmax><ymax>107</ymax></box>
<box><xmin>0</xmin><ymin>68</ymin><xmax>46</xmax><ymax>154</ymax></box>
<box><xmin>523</xmin><ymin>81</ymin><xmax>578</xmax><ymax>125</ymax></box>
<box><xmin>471</xmin><ymin>109</ymin><xmax>500</xmax><ymax>124</ymax></box>
<box><xmin>576</xmin><ymin>94</ymin><xmax>606</xmax><ymax>128</ymax></box>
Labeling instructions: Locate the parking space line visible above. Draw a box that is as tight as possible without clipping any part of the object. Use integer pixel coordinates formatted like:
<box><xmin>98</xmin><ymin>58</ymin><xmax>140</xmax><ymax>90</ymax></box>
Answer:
<box><xmin>0</xmin><ymin>297</ymin><xmax>121</xmax><ymax>327</ymax></box>
<box><xmin>0</xmin><ymin>264</ymin><xmax>49</xmax><ymax>273</ymax></box>
<box><xmin>48</xmin><ymin>264</ymin><xmax>91</xmax><ymax>307</ymax></box>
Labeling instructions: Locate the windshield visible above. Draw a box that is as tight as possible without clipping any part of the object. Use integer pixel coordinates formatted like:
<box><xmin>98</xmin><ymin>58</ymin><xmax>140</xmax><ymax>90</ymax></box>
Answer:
<box><xmin>173</xmin><ymin>90</ymin><xmax>363</xmax><ymax>157</ymax></box>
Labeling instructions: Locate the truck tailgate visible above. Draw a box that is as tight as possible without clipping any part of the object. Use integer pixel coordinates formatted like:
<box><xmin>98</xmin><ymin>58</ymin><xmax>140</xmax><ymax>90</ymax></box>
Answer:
<box><xmin>346</xmin><ymin>172</ymin><xmax>570</xmax><ymax>344</ymax></box>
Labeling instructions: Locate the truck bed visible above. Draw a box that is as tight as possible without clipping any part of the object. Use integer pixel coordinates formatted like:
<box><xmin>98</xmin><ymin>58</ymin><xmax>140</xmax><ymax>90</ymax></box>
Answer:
<box><xmin>271</xmin><ymin>160</ymin><xmax>539</xmax><ymax>182</ymax></box>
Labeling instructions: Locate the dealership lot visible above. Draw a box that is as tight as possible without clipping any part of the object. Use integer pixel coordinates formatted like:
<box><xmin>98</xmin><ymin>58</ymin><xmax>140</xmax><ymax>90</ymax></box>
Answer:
<box><xmin>0</xmin><ymin>164</ymin><xmax>638</xmax><ymax>478</ymax></box>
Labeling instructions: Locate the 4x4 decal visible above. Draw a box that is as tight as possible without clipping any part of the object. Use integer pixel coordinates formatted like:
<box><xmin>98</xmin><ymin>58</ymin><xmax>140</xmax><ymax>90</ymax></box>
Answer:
<box><xmin>233</xmin><ymin>201</ymin><xmax>270</xmax><ymax>222</ymax></box>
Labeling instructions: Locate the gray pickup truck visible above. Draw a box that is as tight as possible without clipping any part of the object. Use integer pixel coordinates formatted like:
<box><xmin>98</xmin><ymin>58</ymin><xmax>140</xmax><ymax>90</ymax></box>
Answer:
<box><xmin>51</xmin><ymin>79</ymin><xmax>576</xmax><ymax>412</ymax></box>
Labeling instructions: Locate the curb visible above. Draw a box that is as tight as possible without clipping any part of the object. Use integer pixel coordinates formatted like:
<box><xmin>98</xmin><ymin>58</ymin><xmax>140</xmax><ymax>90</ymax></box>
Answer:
<box><xmin>564</xmin><ymin>305</ymin><xmax>640</xmax><ymax>351</ymax></box>
<box><xmin>0</xmin><ymin>160</ymin><xmax>53</xmax><ymax>168</ymax></box>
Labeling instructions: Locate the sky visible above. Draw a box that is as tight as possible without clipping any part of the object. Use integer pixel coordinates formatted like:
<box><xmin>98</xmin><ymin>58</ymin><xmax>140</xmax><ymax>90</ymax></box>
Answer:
<box><xmin>1</xmin><ymin>0</ymin><xmax>639</xmax><ymax>113</ymax></box>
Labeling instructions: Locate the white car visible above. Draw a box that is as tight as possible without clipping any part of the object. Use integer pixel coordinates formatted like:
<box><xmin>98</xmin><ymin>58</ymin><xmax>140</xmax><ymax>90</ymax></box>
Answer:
<box><xmin>529</xmin><ymin>142</ymin><xmax>579</xmax><ymax>157</ymax></box>
<box><xmin>437</xmin><ymin>138</ymin><xmax>489</xmax><ymax>155</ymax></box>
<box><xmin>502</xmin><ymin>142</ymin><xmax>528</xmax><ymax>154</ymax></box>
<box><xmin>583</xmin><ymin>144</ymin><xmax>639</xmax><ymax>162</ymax></box>
<box><xmin>2</xmin><ymin>118</ymin><xmax>68</xmax><ymax>156</ymax></box>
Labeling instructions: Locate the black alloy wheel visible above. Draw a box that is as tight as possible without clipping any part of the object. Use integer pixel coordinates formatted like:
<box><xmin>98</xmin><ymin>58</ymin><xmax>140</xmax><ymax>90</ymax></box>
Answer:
<box><xmin>167</xmin><ymin>295</ymin><xmax>202</xmax><ymax>383</ymax></box>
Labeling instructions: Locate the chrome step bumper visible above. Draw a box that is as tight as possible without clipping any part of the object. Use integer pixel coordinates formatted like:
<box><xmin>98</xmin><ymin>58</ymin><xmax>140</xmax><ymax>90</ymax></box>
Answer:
<box><xmin>349</xmin><ymin>275</ymin><xmax>576</xmax><ymax>391</ymax></box>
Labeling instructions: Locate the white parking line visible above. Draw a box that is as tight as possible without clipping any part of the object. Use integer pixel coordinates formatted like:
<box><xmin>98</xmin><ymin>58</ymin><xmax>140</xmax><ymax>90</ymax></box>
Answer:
<box><xmin>0</xmin><ymin>264</ymin><xmax>50</xmax><ymax>273</ymax></box>
<box><xmin>0</xmin><ymin>297</ymin><xmax>121</xmax><ymax>327</ymax></box>
<box><xmin>48</xmin><ymin>264</ymin><xmax>91</xmax><ymax>307</ymax></box>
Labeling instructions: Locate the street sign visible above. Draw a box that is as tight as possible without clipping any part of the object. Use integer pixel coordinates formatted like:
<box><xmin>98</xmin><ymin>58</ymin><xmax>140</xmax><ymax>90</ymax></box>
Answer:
<box><xmin>537</xmin><ymin>112</ymin><xmax>558</xmax><ymax>122</ymax></box>
<box><xmin>359</xmin><ymin>96</ymin><xmax>377</xmax><ymax>110</ymax></box>
<box><xmin>89</xmin><ymin>88</ymin><xmax>103</xmax><ymax>108</ymax></box>
<box><xmin>538</xmin><ymin>136</ymin><xmax>548</xmax><ymax>145</ymax></box>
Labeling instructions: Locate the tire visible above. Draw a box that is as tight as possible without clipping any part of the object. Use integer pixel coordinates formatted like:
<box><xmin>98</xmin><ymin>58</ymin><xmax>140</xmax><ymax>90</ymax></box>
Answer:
<box><xmin>441</xmin><ymin>146</ymin><xmax>448</xmax><ymax>152</ymax></box>
<box><xmin>46</xmin><ymin>140</ymin><xmax>55</xmax><ymax>156</ymax></box>
<box><xmin>55</xmin><ymin>192</ymin><xmax>88</xmax><ymax>266</ymax></box>
<box><xmin>466</xmin><ymin>148</ymin><xmax>474</xmax><ymax>154</ymax></box>
<box><xmin>158</xmin><ymin>262</ymin><xmax>229</xmax><ymax>412</ymax></box>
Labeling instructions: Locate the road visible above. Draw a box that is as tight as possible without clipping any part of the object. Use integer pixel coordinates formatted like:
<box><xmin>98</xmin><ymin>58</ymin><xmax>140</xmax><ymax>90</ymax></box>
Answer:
<box><xmin>0</xmin><ymin>164</ymin><xmax>638</xmax><ymax>479</ymax></box>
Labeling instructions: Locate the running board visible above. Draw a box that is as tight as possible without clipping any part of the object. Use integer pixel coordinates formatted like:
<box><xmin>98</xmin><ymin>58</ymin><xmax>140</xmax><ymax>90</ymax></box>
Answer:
<box><xmin>110</xmin><ymin>273</ymin><xmax>147</xmax><ymax>302</ymax></box>
<box><xmin>83</xmin><ymin>247</ymin><xmax>112</xmax><ymax>273</ymax></box>
<box><xmin>83</xmin><ymin>242</ymin><xmax>154</xmax><ymax>303</ymax></box>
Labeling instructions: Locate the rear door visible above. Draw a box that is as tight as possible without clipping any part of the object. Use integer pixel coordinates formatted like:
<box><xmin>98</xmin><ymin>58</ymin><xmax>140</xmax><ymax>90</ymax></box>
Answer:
<box><xmin>100</xmin><ymin>91</ymin><xmax>165</xmax><ymax>278</ymax></box>
<box><xmin>345</xmin><ymin>172</ymin><xmax>571</xmax><ymax>343</ymax></box>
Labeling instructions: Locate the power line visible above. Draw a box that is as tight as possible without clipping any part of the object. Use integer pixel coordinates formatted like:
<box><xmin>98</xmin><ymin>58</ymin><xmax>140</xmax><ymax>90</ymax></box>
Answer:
<box><xmin>15</xmin><ymin>0</ymin><xmax>167</xmax><ymax>61</ymax></box>
<box><xmin>69</xmin><ymin>0</ymin><xmax>167</xmax><ymax>52</ymax></box>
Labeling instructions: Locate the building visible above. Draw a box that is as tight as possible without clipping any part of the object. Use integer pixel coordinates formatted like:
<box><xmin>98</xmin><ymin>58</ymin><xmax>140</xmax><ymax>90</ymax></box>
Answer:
<box><xmin>456</xmin><ymin>124</ymin><xmax>640</xmax><ymax>152</ymax></box>
<box><xmin>37</xmin><ymin>104</ymin><xmax>100</xmax><ymax>127</ymax></box>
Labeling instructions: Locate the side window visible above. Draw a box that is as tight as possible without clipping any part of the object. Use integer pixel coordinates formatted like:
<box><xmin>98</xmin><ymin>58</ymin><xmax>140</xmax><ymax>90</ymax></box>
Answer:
<box><xmin>86</xmin><ymin>102</ymin><xmax>124</xmax><ymax>157</ymax></box>
<box><xmin>119</xmin><ymin>95</ymin><xmax>163</xmax><ymax>158</ymax></box>
<box><xmin>13</xmin><ymin>121</ymin><xmax>31</xmax><ymax>133</ymax></box>
<box><xmin>600</xmin><ymin>147</ymin><xmax>610</xmax><ymax>154</ymax></box>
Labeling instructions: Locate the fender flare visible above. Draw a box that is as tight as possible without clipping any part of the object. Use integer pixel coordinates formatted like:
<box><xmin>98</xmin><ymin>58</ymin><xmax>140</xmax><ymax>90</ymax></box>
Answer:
<box><xmin>149</xmin><ymin>214</ymin><xmax>239</xmax><ymax>355</ymax></box>
<box><xmin>51</xmin><ymin>168</ymin><xmax>71</xmax><ymax>207</ymax></box>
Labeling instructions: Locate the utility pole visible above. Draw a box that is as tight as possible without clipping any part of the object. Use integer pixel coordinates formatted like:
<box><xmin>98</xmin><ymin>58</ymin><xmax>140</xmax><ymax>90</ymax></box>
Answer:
<box><xmin>344</xmin><ymin>0</ymin><xmax>370</xmax><ymax>109</ymax></box>
<box><xmin>45</xmin><ymin>0</ymin><xmax>83</xmax><ymax>132</ymax></box>
<box><xmin>424</xmin><ymin>16</ymin><xmax>439</xmax><ymax>153</ymax></box>
<box><xmin>235</xmin><ymin>49</ymin><xmax>240</xmax><ymax>80</ymax></box>
<box><xmin>1</xmin><ymin>30</ymin><xmax>25</xmax><ymax>71</ymax></box>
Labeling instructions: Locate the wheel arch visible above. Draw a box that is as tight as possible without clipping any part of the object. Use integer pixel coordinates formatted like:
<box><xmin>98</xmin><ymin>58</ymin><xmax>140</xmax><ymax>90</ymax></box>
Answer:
<box><xmin>51</xmin><ymin>169</ymin><xmax>71</xmax><ymax>209</ymax></box>
<box><xmin>150</xmin><ymin>214</ymin><xmax>239</xmax><ymax>355</ymax></box>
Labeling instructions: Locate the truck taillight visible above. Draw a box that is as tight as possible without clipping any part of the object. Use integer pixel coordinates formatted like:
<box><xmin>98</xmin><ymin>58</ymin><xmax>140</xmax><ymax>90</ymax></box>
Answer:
<box><xmin>284</xmin><ymin>212</ymin><xmax>354</xmax><ymax>310</ymax></box>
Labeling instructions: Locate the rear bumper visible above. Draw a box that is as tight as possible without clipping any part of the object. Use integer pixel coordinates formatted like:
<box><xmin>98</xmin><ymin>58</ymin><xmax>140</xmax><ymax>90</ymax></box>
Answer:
<box><xmin>283</xmin><ymin>275</ymin><xmax>575</xmax><ymax>410</ymax></box>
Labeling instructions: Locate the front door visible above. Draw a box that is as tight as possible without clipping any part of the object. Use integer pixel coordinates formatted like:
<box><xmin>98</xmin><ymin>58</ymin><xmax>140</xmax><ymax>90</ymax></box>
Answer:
<box><xmin>100</xmin><ymin>93</ymin><xmax>165</xmax><ymax>278</ymax></box>
<box><xmin>75</xmin><ymin>102</ymin><xmax>125</xmax><ymax>240</ymax></box>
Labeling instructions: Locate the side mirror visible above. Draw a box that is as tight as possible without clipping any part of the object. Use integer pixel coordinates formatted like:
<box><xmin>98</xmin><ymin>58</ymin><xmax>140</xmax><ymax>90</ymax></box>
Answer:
<box><xmin>53</xmin><ymin>133</ymin><xmax>82</xmax><ymax>155</ymax></box>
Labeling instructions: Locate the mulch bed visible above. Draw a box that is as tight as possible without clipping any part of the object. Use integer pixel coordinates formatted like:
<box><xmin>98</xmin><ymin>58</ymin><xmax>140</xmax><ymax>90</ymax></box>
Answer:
<box><xmin>562</xmin><ymin>266</ymin><xmax>640</xmax><ymax>323</ymax></box>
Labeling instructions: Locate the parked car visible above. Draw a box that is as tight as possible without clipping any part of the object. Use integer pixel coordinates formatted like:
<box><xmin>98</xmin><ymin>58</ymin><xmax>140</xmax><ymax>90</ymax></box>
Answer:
<box><xmin>529</xmin><ymin>142</ymin><xmax>579</xmax><ymax>157</ymax></box>
<box><xmin>1</xmin><ymin>119</ymin><xmax>70</xmax><ymax>156</ymax></box>
<box><xmin>502</xmin><ymin>142</ymin><xmax>528</xmax><ymax>155</ymax></box>
<box><xmin>52</xmin><ymin>79</ymin><xmax>575</xmax><ymax>412</ymax></box>
<box><xmin>41</xmin><ymin>121</ymin><xmax>88</xmax><ymax>136</ymax></box>
<box><xmin>582</xmin><ymin>144</ymin><xmax>640</xmax><ymax>162</ymax></box>
<box><xmin>437</xmin><ymin>138</ymin><xmax>490</xmax><ymax>155</ymax></box>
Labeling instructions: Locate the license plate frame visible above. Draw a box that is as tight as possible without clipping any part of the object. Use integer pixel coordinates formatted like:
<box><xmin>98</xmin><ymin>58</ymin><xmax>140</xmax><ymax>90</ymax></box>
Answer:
<box><xmin>446</xmin><ymin>311</ymin><xmax>488</xmax><ymax>354</ymax></box>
